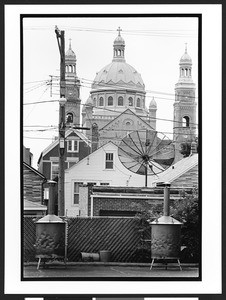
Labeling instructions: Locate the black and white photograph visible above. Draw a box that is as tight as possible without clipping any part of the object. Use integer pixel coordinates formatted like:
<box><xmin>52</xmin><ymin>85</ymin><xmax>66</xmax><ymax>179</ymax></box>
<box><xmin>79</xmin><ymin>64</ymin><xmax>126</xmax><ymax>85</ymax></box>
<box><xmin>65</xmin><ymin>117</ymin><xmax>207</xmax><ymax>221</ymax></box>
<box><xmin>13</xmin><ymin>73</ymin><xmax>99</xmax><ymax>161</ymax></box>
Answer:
<box><xmin>4</xmin><ymin>3</ymin><xmax>222</xmax><ymax>297</ymax></box>
<box><xmin>22</xmin><ymin>14</ymin><xmax>200</xmax><ymax>279</ymax></box>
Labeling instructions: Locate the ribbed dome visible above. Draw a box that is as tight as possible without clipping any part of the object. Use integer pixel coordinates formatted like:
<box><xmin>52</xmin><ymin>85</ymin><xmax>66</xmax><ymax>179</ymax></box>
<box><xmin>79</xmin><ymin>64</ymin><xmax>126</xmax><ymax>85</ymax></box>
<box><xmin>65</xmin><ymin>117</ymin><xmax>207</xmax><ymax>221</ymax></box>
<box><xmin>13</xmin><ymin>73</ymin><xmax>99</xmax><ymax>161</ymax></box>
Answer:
<box><xmin>92</xmin><ymin>61</ymin><xmax>145</xmax><ymax>91</ymax></box>
<box><xmin>114</xmin><ymin>34</ymin><xmax>125</xmax><ymax>45</ymax></box>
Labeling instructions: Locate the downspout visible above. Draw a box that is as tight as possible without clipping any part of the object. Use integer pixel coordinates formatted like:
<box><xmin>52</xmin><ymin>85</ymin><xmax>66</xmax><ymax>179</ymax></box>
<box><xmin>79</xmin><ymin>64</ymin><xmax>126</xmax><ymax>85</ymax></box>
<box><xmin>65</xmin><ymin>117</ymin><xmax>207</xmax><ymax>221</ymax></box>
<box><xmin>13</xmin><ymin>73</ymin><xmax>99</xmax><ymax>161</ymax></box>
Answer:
<box><xmin>90</xmin><ymin>195</ymin><xmax>94</xmax><ymax>218</ymax></box>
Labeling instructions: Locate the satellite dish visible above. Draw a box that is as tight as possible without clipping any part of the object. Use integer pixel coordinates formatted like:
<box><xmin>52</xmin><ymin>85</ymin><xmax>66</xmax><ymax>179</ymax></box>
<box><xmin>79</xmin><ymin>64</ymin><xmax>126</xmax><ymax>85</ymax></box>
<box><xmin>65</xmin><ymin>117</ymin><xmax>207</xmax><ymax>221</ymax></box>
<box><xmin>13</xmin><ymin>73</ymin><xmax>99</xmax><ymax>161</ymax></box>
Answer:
<box><xmin>118</xmin><ymin>130</ymin><xmax>175</xmax><ymax>186</ymax></box>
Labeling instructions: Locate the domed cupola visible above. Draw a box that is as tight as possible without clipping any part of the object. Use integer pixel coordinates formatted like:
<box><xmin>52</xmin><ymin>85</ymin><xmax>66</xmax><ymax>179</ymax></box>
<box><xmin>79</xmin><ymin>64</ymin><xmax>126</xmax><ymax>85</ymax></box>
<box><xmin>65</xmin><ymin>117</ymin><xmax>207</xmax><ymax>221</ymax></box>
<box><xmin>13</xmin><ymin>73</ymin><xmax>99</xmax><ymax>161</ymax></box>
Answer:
<box><xmin>65</xmin><ymin>39</ymin><xmax>77</xmax><ymax>75</ymax></box>
<box><xmin>113</xmin><ymin>27</ymin><xmax>125</xmax><ymax>62</ymax></box>
<box><xmin>149</xmin><ymin>97</ymin><xmax>157</xmax><ymax>109</ymax></box>
<box><xmin>177</xmin><ymin>44</ymin><xmax>193</xmax><ymax>83</ymax></box>
<box><xmin>180</xmin><ymin>43</ymin><xmax>192</xmax><ymax>65</ymax></box>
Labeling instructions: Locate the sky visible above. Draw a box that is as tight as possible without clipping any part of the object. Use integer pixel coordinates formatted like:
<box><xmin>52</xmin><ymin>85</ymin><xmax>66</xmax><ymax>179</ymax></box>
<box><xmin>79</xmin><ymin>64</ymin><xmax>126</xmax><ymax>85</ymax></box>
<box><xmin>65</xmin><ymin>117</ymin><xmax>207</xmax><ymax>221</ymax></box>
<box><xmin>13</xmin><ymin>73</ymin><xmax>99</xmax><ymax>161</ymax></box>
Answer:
<box><xmin>23</xmin><ymin>16</ymin><xmax>198</xmax><ymax>168</ymax></box>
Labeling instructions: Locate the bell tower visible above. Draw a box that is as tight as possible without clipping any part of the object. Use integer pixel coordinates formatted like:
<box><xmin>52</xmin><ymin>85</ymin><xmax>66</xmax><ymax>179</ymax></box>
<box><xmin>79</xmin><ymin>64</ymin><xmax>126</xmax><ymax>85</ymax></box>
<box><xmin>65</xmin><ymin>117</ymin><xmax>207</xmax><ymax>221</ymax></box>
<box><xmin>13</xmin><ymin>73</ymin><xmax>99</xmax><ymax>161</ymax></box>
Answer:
<box><xmin>65</xmin><ymin>39</ymin><xmax>81</xmax><ymax>126</ymax></box>
<box><xmin>173</xmin><ymin>44</ymin><xmax>197</xmax><ymax>162</ymax></box>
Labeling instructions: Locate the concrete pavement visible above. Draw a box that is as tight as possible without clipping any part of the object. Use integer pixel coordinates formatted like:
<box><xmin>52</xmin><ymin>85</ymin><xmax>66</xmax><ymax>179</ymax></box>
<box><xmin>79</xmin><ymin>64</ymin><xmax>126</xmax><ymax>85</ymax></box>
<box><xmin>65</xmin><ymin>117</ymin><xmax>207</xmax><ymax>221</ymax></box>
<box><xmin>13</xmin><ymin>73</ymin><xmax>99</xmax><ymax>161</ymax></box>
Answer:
<box><xmin>23</xmin><ymin>262</ymin><xmax>199</xmax><ymax>278</ymax></box>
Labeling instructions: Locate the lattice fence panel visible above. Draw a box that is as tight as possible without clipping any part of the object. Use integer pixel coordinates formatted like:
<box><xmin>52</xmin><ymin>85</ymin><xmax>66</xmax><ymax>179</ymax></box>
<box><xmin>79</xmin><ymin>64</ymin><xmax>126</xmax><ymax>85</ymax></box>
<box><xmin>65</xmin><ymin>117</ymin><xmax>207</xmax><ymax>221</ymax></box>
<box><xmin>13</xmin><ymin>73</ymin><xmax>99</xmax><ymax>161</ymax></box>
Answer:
<box><xmin>23</xmin><ymin>216</ymin><xmax>36</xmax><ymax>262</ymax></box>
<box><xmin>67</xmin><ymin>217</ymin><xmax>151</xmax><ymax>262</ymax></box>
<box><xmin>23</xmin><ymin>216</ymin><xmax>152</xmax><ymax>262</ymax></box>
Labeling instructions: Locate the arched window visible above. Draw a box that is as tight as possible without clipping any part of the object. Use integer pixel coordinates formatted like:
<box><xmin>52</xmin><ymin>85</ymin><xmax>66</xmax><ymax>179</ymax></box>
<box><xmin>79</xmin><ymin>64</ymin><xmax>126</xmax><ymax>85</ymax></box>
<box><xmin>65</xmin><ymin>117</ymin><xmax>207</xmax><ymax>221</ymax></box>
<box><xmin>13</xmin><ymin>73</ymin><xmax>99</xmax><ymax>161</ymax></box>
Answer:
<box><xmin>183</xmin><ymin>116</ymin><xmax>190</xmax><ymax>127</ymax></box>
<box><xmin>108</xmin><ymin>96</ymin><xmax>113</xmax><ymax>106</ymax></box>
<box><xmin>128</xmin><ymin>97</ymin><xmax>133</xmax><ymax>106</ymax></box>
<box><xmin>118</xmin><ymin>96</ymin><xmax>123</xmax><ymax>106</ymax></box>
<box><xmin>99</xmin><ymin>97</ymin><xmax>104</xmax><ymax>106</ymax></box>
<box><xmin>66</xmin><ymin>65</ymin><xmax>68</xmax><ymax>73</ymax></box>
<box><xmin>136</xmin><ymin>98</ymin><xmax>141</xmax><ymax>107</ymax></box>
<box><xmin>66</xmin><ymin>112</ymin><xmax>73</xmax><ymax>123</ymax></box>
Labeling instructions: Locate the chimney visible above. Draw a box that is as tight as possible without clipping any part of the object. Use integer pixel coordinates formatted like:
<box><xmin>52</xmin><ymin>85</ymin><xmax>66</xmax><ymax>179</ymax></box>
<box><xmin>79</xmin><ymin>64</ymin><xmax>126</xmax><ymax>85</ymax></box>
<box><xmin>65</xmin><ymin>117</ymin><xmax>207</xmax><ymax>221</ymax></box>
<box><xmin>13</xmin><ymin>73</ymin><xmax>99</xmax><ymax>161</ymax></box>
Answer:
<box><xmin>163</xmin><ymin>183</ymin><xmax>171</xmax><ymax>216</ymax></box>
<box><xmin>47</xmin><ymin>180</ymin><xmax>57</xmax><ymax>214</ymax></box>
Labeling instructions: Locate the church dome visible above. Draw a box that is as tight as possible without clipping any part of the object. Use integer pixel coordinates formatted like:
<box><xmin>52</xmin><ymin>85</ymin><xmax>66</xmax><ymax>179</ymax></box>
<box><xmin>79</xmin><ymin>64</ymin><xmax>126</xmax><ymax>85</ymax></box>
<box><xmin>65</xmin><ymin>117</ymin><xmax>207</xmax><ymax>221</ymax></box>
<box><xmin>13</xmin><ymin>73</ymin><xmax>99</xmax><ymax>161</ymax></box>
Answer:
<box><xmin>92</xmin><ymin>61</ymin><xmax>145</xmax><ymax>92</ymax></box>
<box><xmin>180</xmin><ymin>44</ymin><xmax>192</xmax><ymax>64</ymax></box>
<box><xmin>92</xmin><ymin>28</ymin><xmax>145</xmax><ymax>92</ymax></box>
<box><xmin>114</xmin><ymin>34</ymin><xmax>125</xmax><ymax>45</ymax></box>
<box><xmin>88</xmin><ymin>28</ymin><xmax>147</xmax><ymax>118</ymax></box>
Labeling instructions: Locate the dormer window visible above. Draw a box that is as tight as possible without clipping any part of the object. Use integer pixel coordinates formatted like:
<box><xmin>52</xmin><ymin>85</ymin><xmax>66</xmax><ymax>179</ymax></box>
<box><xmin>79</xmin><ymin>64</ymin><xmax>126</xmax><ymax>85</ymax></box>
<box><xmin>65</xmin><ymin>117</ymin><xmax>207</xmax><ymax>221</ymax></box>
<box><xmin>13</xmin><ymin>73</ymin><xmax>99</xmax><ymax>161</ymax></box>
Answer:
<box><xmin>67</xmin><ymin>140</ymin><xmax>79</xmax><ymax>152</ymax></box>
<box><xmin>136</xmin><ymin>98</ymin><xmax>141</xmax><ymax>107</ymax></box>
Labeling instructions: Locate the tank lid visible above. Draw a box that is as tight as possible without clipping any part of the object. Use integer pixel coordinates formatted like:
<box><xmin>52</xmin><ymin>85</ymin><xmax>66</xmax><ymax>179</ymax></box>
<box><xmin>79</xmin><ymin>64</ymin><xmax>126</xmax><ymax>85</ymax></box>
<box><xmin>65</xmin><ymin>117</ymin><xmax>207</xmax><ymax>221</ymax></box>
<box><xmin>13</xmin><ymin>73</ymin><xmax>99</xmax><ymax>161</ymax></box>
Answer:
<box><xmin>36</xmin><ymin>214</ymin><xmax>65</xmax><ymax>223</ymax></box>
<box><xmin>151</xmin><ymin>215</ymin><xmax>182</xmax><ymax>225</ymax></box>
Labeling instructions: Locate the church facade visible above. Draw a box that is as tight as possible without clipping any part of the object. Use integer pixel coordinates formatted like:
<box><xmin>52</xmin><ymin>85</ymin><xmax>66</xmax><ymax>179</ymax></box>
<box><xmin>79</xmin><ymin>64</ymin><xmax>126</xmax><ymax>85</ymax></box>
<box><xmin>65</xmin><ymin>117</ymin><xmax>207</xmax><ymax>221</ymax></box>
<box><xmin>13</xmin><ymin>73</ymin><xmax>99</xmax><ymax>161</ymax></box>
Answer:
<box><xmin>81</xmin><ymin>28</ymin><xmax>158</xmax><ymax>152</ymax></box>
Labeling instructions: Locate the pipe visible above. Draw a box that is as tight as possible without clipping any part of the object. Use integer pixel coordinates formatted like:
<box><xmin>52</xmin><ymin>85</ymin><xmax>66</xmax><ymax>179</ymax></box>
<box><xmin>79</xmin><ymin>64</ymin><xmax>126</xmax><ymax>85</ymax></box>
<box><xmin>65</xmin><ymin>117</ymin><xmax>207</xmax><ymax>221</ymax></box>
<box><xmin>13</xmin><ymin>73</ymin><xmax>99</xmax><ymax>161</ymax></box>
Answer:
<box><xmin>48</xmin><ymin>180</ymin><xmax>57</xmax><ymax>214</ymax></box>
<box><xmin>163</xmin><ymin>186</ymin><xmax>170</xmax><ymax>216</ymax></box>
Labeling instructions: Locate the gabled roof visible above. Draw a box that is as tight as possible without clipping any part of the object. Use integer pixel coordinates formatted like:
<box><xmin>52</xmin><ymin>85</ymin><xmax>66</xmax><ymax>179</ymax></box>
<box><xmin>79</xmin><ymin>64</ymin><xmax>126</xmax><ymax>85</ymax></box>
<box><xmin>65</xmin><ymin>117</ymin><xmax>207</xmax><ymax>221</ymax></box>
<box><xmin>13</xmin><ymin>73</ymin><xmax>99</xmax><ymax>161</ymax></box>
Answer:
<box><xmin>23</xmin><ymin>162</ymin><xmax>46</xmax><ymax>180</ymax></box>
<box><xmin>65</xmin><ymin>141</ymin><xmax>116</xmax><ymax>172</ymax></box>
<box><xmin>153</xmin><ymin>154</ymin><xmax>198</xmax><ymax>185</ymax></box>
<box><xmin>101</xmin><ymin>108</ymin><xmax>154</xmax><ymax>131</ymax></box>
<box><xmin>24</xmin><ymin>199</ymin><xmax>47</xmax><ymax>211</ymax></box>
<box><xmin>38</xmin><ymin>129</ymin><xmax>91</xmax><ymax>164</ymax></box>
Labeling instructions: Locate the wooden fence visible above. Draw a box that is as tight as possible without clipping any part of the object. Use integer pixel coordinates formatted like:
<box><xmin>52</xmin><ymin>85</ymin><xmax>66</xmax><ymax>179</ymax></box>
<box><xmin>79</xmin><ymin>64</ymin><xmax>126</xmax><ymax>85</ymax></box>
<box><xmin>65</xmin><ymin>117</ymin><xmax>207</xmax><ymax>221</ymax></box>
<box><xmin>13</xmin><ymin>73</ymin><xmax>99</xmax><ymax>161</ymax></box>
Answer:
<box><xmin>23</xmin><ymin>216</ymin><xmax>152</xmax><ymax>263</ymax></box>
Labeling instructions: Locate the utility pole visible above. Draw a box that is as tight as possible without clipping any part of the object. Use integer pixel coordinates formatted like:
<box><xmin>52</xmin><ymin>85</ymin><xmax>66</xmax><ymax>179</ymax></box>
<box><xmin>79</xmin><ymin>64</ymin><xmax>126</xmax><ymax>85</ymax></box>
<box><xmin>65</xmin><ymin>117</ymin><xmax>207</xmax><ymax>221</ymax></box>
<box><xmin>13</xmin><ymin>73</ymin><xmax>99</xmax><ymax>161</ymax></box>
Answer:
<box><xmin>55</xmin><ymin>26</ymin><xmax>66</xmax><ymax>217</ymax></box>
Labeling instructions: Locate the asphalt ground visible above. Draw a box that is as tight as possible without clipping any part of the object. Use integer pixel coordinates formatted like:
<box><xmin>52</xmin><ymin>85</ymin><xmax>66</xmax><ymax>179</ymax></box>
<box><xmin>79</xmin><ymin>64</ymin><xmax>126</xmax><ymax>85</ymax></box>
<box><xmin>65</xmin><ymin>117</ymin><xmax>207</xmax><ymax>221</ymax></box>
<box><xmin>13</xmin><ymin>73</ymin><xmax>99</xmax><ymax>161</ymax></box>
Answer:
<box><xmin>23</xmin><ymin>262</ymin><xmax>199</xmax><ymax>278</ymax></box>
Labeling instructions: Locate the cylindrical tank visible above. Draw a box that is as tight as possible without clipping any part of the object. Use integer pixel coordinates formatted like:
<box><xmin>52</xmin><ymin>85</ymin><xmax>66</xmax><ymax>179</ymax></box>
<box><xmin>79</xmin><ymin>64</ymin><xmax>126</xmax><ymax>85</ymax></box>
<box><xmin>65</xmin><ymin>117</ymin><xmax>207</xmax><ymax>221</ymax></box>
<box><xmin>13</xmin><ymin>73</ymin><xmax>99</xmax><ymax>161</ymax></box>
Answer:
<box><xmin>151</xmin><ymin>216</ymin><xmax>182</xmax><ymax>259</ymax></box>
<box><xmin>150</xmin><ymin>184</ymin><xmax>182</xmax><ymax>260</ymax></box>
<box><xmin>35</xmin><ymin>214</ymin><xmax>66</xmax><ymax>257</ymax></box>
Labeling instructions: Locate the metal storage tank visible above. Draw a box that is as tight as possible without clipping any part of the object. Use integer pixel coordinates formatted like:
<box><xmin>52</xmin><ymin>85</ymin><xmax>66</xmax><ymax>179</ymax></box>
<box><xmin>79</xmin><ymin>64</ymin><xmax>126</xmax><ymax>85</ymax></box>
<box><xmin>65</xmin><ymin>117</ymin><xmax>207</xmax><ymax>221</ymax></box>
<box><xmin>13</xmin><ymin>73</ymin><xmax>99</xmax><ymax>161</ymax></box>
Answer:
<box><xmin>34</xmin><ymin>180</ymin><xmax>67</xmax><ymax>269</ymax></box>
<box><xmin>150</xmin><ymin>183</ymin><xmax>182</xmax><ymax>270</ymax></box>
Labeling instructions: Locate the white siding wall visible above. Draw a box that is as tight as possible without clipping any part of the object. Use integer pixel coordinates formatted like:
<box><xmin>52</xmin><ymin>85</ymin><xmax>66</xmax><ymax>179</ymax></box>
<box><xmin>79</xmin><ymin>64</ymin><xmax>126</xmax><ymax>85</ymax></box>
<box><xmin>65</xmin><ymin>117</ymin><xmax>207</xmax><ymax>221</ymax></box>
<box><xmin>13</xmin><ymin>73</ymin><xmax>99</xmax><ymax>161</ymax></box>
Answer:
<box><xmin>65</xmin><ymin>143</ymin><xmax>157</xmax><ymax>216</ymax></box>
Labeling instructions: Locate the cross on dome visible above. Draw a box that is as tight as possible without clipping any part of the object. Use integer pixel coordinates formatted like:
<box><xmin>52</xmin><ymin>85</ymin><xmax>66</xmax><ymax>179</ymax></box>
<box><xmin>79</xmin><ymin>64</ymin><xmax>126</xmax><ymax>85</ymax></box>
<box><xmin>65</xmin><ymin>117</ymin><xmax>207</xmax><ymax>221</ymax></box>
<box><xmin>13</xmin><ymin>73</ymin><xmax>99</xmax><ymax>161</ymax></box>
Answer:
<box><xmin>69</xmin><ymin>38</ymin><xmax>72</xmax><ymax>49</ymax></box>
<box><xmin>185</xmin><ymin>42</ymin><xmax>187</xmax><ymax>53</ymax></box>
<box><xmin>117</xmin><ymin>26</ymin><xmax>122</xmax><ymax>36</ymax></box>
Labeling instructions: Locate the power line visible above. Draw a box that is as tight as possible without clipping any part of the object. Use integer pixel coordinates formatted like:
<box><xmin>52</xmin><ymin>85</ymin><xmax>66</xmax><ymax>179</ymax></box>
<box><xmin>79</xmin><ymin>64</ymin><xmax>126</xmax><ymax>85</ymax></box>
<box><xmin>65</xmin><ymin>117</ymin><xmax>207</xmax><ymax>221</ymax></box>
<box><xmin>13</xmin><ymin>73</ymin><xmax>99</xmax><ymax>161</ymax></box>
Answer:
<box><xmin>24</xmin><ymin>26</ymin><xmax>197</xmax><ymax>38</ymax></box>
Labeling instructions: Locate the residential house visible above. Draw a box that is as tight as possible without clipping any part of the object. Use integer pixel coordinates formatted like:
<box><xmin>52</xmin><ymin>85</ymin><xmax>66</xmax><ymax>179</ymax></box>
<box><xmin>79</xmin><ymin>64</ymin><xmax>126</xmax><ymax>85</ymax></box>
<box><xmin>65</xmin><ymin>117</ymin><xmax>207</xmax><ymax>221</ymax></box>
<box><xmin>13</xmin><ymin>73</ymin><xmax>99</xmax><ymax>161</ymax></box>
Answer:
<box><xmin>23</xmin><ymin>161</ymin><xmax>46</xmax><ymax>207</ymax></box>
<box><xmin>38</xmin><ymin>129</ymin><xmax>91</xmax><ymax>180</ymax></box>
<box><xmin>64</xmin><ymin>141</ymin><xmax>160</xmax><ymax>217</ymax></box>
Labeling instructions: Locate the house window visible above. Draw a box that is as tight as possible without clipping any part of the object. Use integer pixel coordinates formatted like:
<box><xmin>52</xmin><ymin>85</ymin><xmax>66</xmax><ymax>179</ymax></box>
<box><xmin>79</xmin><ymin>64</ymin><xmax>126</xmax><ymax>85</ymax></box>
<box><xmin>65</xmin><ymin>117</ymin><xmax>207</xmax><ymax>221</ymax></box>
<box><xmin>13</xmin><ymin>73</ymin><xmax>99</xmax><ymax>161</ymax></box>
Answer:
<box><xmin>51</xmin><ymin>161</ymin><xmax>59</xmax><ymax>179</ymax></box>
<box><xmin>100</xmin><ymin>182</ymin><xmax>110</xmax><ymax>186</ymax></box>
<box><xmin>128</xmin><ymin>97</ymin><xmax>133</xmax><ymax>106</ymax></box>
<box><xmin>99</xmin><ymin>97</ymin><xmax>104</xmax><ymax>106</ymax></box>
<box><xmin>105</xmin><ymin>153</ymin><xmax>114</xmax><ymax>169</ymax></box>
<box><xmin>67</xmin><ymin>140</ymin><xmax>79</xmax><ymax>152</ymax></box>
<box><xmin>108</xmin><ymin>96</ymin><xmax>113</xmax><ymax>106</ymax></box>
<box><xmin>118</xmin><ymin>96</ymin><xmax>124</xmax><ymax>106</ymax></box>
<box><xmin>136</xmin><ymin>98</ymin><xmax>141</xmax><ymax>107</ymax></box>
<box><xmin>73</xmin><ymin>182</ymin><xmax>83</xmax><ymax>205</ymax></box>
